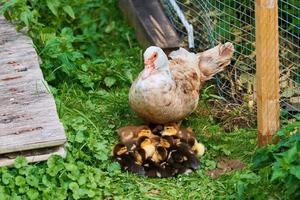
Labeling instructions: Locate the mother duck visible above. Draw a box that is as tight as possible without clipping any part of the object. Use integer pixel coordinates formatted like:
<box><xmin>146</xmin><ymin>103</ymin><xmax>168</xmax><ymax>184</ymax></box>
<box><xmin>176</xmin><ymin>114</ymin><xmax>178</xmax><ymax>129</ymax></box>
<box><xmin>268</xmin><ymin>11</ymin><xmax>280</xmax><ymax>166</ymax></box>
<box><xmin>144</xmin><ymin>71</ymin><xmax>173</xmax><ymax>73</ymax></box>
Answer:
<box><xmin>129</xmin><ymin>43</ymin><xmax>234</xmax><ymax>124</ymax></box>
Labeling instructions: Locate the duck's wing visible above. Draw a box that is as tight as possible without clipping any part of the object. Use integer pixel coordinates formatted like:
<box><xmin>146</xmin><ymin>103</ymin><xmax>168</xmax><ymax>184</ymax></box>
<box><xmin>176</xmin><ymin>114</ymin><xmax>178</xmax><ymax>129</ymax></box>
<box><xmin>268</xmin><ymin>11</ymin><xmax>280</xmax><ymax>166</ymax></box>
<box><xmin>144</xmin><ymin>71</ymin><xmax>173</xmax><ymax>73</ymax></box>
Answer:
<box><xmin>169</xmin><ymin>47</ymin><xmax>198</xmax><ymax>62</ymax></box>
<box><xmin>169</xmin><ymin>49</ymin><xmax>202</xmax><ymax>99</ymax></box>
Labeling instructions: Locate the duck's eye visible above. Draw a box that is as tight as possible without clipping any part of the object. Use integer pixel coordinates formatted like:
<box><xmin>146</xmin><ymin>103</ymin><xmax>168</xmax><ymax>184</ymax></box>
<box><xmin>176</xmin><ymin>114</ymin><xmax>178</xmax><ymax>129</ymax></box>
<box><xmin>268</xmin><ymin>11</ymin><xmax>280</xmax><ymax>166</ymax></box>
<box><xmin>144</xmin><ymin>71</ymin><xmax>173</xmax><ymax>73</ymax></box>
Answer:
<box><xmin>153</xmin><ymin>53</ymin><xmax>158</xmax><ymax>58</ymax></box>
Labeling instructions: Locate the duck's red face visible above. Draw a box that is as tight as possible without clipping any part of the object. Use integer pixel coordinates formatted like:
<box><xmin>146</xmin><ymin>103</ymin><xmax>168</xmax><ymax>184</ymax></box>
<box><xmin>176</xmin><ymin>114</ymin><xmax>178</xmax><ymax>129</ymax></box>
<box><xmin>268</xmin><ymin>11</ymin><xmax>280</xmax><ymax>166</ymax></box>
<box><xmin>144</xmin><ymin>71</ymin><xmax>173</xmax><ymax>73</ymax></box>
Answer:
<box><xmin>142</xmin><ymin>52</ymin><xmax>158</xmax><ymax>79</ymax></box>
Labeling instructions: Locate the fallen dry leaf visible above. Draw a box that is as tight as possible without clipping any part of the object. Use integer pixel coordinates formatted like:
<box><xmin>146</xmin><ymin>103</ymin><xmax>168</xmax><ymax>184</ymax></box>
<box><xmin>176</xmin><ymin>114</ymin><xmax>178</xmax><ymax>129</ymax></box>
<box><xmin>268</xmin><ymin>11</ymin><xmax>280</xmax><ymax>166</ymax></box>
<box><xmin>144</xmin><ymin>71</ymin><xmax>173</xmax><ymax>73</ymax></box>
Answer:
<box><xmin>207</xmin><ymin>168</ymin><xmax>225</xmax><ymax>179</ymax></box>
<box><xmin>207</xmin><ymin>158</ymin><xmax>245</xmax><ymax>179</ymax></box>
<box><xmin>217</xmin><ymin>158</ymin><xmax>245</xmax><ymax>170</ymax></box>
<box><xmin>148</xmin><ymin>189</ymin><xmax>161</xmax><ymax>195</ymax></box>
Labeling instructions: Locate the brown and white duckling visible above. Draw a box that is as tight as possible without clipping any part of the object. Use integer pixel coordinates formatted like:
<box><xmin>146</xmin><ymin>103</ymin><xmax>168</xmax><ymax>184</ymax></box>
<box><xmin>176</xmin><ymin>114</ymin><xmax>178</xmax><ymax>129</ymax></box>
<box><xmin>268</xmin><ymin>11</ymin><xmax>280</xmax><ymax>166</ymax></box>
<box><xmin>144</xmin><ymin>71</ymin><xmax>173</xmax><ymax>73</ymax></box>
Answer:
<box><xmin>117</xmin><ymin>125</ymin><xmax>148</xmax><ymax>143</ymax></box>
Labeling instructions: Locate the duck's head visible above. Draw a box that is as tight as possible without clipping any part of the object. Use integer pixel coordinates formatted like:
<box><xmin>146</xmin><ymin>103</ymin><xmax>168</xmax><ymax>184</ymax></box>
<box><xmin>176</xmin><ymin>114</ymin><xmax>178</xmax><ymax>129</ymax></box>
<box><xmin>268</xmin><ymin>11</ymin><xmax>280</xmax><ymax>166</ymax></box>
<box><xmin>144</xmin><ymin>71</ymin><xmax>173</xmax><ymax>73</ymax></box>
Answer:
<box><xmin>142</xmin><ymin>46</ymin><xmax>169</xmax><ymax>79</ymax></box>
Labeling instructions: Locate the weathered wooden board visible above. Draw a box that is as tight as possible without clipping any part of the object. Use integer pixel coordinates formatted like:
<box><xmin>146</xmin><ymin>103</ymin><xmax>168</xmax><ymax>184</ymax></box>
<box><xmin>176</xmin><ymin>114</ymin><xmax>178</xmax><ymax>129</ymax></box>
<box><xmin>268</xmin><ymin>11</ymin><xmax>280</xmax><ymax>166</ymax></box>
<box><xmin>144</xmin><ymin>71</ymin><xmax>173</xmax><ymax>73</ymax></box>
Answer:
<box><xmin>0</xmin><ymin>145</ymin><xmax>66</xmax><ymax>167</ymax></box>
<box><xmin>119</xmin><ymin>0</ymin><xmax>181</xmax><ymax>50</ymax></box>
<box><xmin>0</xmin><ymin>16</ymin><xmax>66</xmax><ymax>156</ymax></box>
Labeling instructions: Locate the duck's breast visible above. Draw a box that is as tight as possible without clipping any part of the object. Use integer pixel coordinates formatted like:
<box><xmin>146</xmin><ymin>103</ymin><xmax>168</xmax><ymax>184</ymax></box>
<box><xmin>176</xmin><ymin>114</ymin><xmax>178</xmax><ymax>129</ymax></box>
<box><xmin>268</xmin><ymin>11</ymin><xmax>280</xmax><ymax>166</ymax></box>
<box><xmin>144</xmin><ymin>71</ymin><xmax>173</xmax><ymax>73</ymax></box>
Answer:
<box><xmin>129</xmin><ymin>69</ymin><xmax>198</xmax><ymax>123</ymax></box>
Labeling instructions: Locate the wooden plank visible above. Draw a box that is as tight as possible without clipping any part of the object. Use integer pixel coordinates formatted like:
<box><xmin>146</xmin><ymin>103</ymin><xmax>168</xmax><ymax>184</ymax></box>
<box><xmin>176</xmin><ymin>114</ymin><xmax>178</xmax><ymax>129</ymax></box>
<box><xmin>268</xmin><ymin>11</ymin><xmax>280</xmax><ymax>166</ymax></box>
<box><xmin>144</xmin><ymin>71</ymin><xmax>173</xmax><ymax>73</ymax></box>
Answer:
<box><xmin>0</xmin><ymin>16</ymin><xmax>66</xmax><ymax>153</ymax></box>
<box><xmin>0</xmin><ymin>127</ymin><xmax>65</xmax><ymax>154</ymax></box>
<box><xmin>119</xmin><ymin>0</ymin><xmax>181</xmax><ymax>50</ymax></box>
<box><xmin>255</xmin><ymin>0</ymin><xmax>280</xmax><ymax>146</ymax></box>
<box><xmin>0</xmin><ymin>145</ymin><xmax>66</xmax><ymax>167</ymax></box>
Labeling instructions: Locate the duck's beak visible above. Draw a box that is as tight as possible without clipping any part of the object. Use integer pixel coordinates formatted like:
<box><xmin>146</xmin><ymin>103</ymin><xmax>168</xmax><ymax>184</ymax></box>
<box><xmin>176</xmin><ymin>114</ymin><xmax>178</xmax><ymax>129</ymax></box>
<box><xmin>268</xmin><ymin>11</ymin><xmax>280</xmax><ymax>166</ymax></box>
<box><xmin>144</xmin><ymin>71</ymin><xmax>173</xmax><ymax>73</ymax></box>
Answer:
<box><xmin>142</xmin><ymin>60</ymin><xmax>155</xmax><ymax>79</ymax></box>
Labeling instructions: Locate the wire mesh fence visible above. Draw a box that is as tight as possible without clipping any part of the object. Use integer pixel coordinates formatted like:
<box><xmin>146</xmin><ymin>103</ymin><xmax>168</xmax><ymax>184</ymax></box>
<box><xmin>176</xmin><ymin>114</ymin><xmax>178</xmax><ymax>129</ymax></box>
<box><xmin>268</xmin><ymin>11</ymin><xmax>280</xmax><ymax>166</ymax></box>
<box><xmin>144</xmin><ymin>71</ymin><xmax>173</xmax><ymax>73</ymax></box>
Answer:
<box><xmin>162</xmin><ymin>0</ymin><xmax>300</xmax><ymax>121</ymax></box>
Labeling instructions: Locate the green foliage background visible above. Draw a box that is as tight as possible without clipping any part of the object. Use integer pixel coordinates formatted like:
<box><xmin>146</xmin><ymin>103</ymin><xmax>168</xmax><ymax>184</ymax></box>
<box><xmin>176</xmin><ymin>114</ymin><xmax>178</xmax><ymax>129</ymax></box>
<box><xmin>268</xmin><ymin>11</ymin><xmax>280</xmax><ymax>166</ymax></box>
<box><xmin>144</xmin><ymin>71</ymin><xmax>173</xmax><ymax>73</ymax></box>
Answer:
<box><xmin>0</xmin><ymin>0</ymin><xmax>299</xmax><ymax>199</ymax></box>
<box><xmin>2</xmin><ymin>0</ymin><xmax>140</xmax><ymax>87</ymax></box>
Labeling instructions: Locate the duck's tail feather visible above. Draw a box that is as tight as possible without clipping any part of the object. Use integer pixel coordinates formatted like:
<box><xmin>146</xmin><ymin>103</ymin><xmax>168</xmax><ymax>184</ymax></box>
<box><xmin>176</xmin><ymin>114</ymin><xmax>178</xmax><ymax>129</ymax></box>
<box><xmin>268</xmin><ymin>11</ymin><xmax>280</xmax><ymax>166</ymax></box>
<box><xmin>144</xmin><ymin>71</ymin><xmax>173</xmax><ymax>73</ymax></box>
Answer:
<box><xmin>197</xmin><ymin>42</ymin><xmax>235</xmax><ymax>82</ymax></box>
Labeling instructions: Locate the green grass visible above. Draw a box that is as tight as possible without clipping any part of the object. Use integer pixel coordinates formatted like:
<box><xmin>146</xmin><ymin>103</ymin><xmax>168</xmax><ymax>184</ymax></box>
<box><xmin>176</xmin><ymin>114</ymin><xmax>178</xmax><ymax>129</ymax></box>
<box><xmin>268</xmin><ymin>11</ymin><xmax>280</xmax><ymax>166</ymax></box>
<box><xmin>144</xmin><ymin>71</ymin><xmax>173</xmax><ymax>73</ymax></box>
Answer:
<box><xmin>0</xmin><ymin>0</ymin><xmax>285</xmax><ymax>199</ymax></box>
<box><xmin>1</xmin><ymin>83</ymin><xmax>261</xmax><ymax>199</ymax></box>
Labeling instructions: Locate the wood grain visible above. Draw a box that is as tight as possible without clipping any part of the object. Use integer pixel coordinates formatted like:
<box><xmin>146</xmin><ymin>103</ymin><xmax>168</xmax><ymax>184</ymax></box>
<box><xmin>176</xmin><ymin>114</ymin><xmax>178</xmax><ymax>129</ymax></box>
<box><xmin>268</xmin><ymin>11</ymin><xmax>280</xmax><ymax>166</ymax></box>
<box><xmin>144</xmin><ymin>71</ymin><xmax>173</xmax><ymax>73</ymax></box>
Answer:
<box><xmin>255</xmin><ymin>0</ymin><xmax>280</xmax><ymax>146</ymax></box>
<box><xmin>0</xmin><ymin>145</ymin><xmax>66</xmax><ymax>167</ymax></box>
<box><xmin>119</xmin><ymin>0</ymin><xmax>180</xmax><ymax>50</ymax></box>
<box><xmin>0</xmin><ymin>16</ymin><xmax>66</xmax><ymax>154</ymax></box>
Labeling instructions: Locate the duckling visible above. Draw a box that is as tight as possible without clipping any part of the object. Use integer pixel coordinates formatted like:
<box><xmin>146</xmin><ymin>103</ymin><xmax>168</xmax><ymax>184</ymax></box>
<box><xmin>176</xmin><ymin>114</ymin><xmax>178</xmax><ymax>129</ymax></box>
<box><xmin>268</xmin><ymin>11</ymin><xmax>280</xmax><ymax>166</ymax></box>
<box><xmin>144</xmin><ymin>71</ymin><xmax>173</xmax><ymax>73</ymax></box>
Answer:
<box><xmin>150</xmin><ymin>135</ymin><xmax>161</xmax><ymax>145</ymax></box>
<box><xmin>174</xmin><ymin>137</ymin><xmax>183</xmax><ymax>146</ymax></box>
<box><xmin>126</xmin><ymin>156</ymin><xmax>146</xmax><ymax>175</ymax></box>
<box><xmin>114</xmin><ymin>124</ymin><xmax>202</xmax><ymax>177</ymax></box>
<box><xmin>143</xmin><ymin>159</ymin><xmax>160</xmax><ymax>177</ymax></box>
<box><xmin>187</xmin><ymin>137</ymin><xmax>205</xmax><ymax>156</ymax></box>
<box><xmin>193</xmin><ymin>142</ymin><xmax>205</xmax><ymax>156</ymax></box>
<box><xmin>152</xmin><ymin>146</ymin><xmax>168</xmax><ymax>163</ymax></box>
<box><xmin>138</xmin><ymin>129</ymin><xmax>161</xmax><ymax>145</ymax></box>
<box><xmin>152</xmin><ymin>125</ymin><xmax>164</xmax><ymax>136</ymax></box>
<box><xmin>134</xmin><ymin>147</ymin><xmax>146</xmax><ymax>165</ymax></box>
<box><xmin>162</xmin><ymin>134</ymin><xmax>186</xmax><ymax>147</ymax></box>
<box><xmin>160</xmin><ymin>162</ymin><xmax>177</xmax><ymax>177</ymax></box>
<box><xmin>182</xmin><ymin>143</ymin><xmax>200</xmax><ymax>170</ymax></box>
<box><xmin>166</xmin><ymin>123</ymin><xmax>180</xmax><ymax>131</ymax></box>
<box><xmin>161</xmin><ymin>126</ymin><xmax>178</xmax><ymax>136</ymax></box>
<box><xmin>143</xmin><ymin>159</ymin><xmax>171</xmax><ymax>178</ymax></box>
<box><xmin>113</xmin><ymin>143</ymin><xmax>128</xmax><ymax>157</ymax></box>
<box><xmin>167</xmin><ymin>142</ymin><xmax>200</xmax><ymax>172</ymax></box>
<box><xmin>113</xmin><ymin>143</ymin><xmax>145</xmax><ymax>175</ymax></box>
<box><xmin>160</xmin><ymin>136</ymin><xmax>173</xmax><ymax>148</ymax></box>
<box><xmin>166</xmin><ymin>150</ymin><xmax>188</xmax><ymax>175</ymax></box>
<box><xmin>137</xmin><ymin>136</ymin><xmax>156</xmax><ymax>158</ymax></box>
<box><xmin>117</xmin><ymin>125</ymin><xmax>147</xmax><ymax>143</ymax></box>
<box><xmin>178</xmin><ymin>127</ymin><xmax>194</xmax><ymax>138</ymax></box>
<box><xmin>138</xmin><ymin>129</ymin><xmax>153</xmax><ymax>138</ymax></box>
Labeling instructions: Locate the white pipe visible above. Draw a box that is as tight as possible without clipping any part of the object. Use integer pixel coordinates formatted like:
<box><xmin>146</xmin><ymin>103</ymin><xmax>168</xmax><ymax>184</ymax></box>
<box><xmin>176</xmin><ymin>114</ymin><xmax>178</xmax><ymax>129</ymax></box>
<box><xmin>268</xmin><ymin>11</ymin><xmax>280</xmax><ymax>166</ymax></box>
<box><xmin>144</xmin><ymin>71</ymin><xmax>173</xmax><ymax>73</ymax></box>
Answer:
<box><xmin>168</xmin><ymin>0</ymin><xmax>194</xmax><ymax>48</ymax></box>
